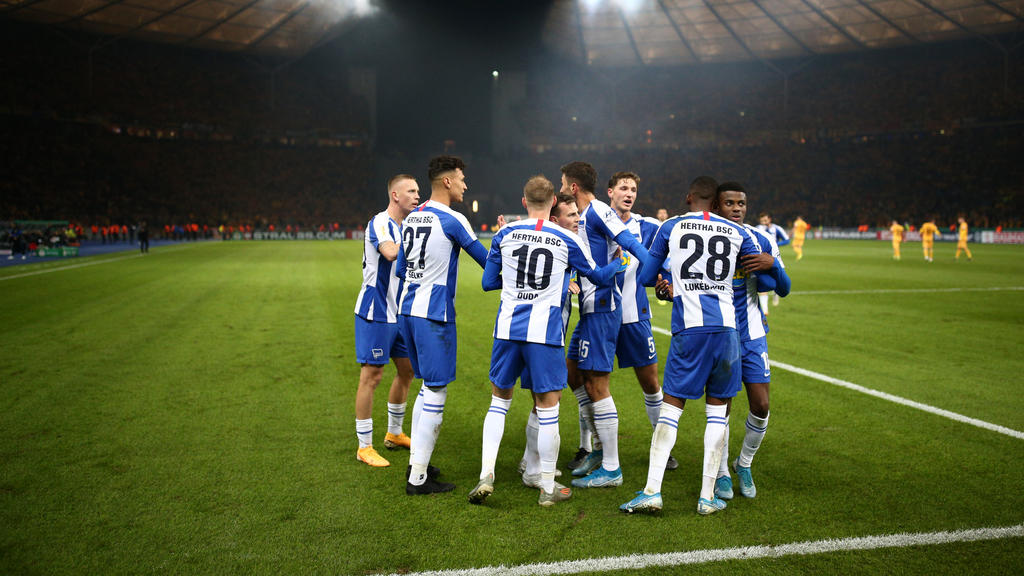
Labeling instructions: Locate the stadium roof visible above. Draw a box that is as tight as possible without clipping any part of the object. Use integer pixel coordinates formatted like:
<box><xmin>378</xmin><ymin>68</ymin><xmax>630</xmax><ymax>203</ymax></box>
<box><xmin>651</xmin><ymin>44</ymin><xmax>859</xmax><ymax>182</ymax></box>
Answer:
<box><xmin>544</xmin><ymin>0</ymin><xmax>1024</xmax><ymax>66</ymax></box>
<box><xmin>1</xmin><ymin>0</ymin><xmax>1022</xmax><ymax>64</ymax></box>
<box><xmin>0</xmin><ymin>0</ymin><xmax>374</xmax><ymax>58</ymax></box>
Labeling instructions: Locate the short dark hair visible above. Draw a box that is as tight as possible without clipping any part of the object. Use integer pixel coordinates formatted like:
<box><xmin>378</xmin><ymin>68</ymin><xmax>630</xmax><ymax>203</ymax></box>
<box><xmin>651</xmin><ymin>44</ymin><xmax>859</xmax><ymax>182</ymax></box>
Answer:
<box><xmin>716</xmin><ymin>181</ymin><xmax>745</xmax><ymax>194</ymax></box>
<box><xmin>689</xmin><ymin>176</ymin><xmax>718</xmax><ymax>201</ymax></box>
<box><xmin>560</xmin><ymin>161</ymin><xmax>597</xmax><ymax>193</ymax></box>
<box><xmin>608</xmin><ymin>171</ymin><xmax>640</xmax><ymax>190</ymax></box>
<box><xmin>428</xmin><ymin>155</ymin><xmax>466</xmax><ymax>181</ymax></box>
<box><xmin>552</xmin><ymin>193</ymin><xmax>576</xmax><ymax>217</ymax></box>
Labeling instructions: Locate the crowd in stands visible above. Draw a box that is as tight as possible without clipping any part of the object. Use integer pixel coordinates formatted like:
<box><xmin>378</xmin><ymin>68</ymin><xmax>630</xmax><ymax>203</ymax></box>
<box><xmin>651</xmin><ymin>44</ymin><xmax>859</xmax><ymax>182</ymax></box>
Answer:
<box><xmin>1</xmin><ymin>19</ymin><xmax>1020</xmax><ymax>231</ymax></box>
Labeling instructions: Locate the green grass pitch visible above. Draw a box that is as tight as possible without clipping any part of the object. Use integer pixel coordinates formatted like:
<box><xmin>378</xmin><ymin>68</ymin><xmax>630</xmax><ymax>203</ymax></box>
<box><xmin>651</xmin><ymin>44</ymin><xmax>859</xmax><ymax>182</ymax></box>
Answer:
<box><xmin>1</xmin><ymin>238</ymin><xmax>1022</xmax><ymax>575</ymax></box>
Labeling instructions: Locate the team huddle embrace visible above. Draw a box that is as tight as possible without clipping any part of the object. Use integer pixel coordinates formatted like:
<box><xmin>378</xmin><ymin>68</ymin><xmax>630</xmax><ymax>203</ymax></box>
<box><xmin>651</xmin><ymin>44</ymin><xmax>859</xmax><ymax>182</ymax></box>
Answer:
<box><xmin>354</xmin><ymin>156</ymin><xmax>791</xmax><ymax>515</ymax></box>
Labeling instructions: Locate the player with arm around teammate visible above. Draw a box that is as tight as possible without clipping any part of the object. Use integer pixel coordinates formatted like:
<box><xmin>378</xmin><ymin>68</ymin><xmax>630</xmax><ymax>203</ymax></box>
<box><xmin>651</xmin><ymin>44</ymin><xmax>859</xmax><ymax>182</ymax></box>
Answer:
<box><xmin>353</xmin><ymin>175</ymin><xmax>421</xmax><ymax>468</ymax></box>
<box><xmin>469</xmin><ymin>176</ymin><xmax>623</xmax><ymax>507</ymax></box>
<box><xmin>397</xmin><ymin>155</ymin><xmax>489</xmax><ymax>495</ymax></box>
<box><xmin>619</xmin><ymin>176</ymin><xmax>768</xmax><ymax>515</ymax></box>
<box><xmin>710</xmin><ymin>182</ymin><xmax>790</xmax><ymax>502</ymax></box>
<box><xmin>606</xmin><ymin>171</ymin><xmax>678</xmax><ymax>471</ymax></box>
<box><xmin>560</xmin><ymin>161</ymin><xmax>651</xmax><ymax>490</ymax></box>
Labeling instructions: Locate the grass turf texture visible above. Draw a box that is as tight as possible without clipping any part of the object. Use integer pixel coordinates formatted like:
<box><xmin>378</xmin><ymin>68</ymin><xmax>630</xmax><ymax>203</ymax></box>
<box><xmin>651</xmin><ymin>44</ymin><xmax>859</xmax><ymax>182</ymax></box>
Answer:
<box><xmin>1</xmin><ymin>239</ymin><xmax>1022</xmax><ymax>575</ymax></box>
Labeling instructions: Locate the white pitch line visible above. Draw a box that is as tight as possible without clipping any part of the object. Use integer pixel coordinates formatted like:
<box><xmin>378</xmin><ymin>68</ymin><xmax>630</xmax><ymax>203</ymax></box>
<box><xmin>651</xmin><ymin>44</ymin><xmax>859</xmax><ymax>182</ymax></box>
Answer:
<box><xmin>770</xmin><ymin>361</ymin><xmax>1024</xmax><ymax>440</ymax></box>
<box><xmin>652</xmin><ymin>325</ymin><xmax>1022</xmax><ymax>439</ymax></box>
<box><xmin>388</xmin><ymin>524</ymin><xmax>1024</xmax><ymax>576</ymax></box>
<box><xmin>792</xmin><ymin>286</ymin><xmax>1024</xmax><ymax>296</ymax></box>
<box><xmin>0</xmin><ymin>243</ymin><xmax>200</xmax><ymax>282</ymax></box>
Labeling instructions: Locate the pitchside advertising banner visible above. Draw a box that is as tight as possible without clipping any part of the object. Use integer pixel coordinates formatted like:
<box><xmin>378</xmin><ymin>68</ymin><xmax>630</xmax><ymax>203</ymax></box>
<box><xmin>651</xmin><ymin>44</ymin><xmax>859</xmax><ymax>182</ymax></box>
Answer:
<box><xmin>223</xmin><ymin>228</ymin><xmax>1022</xmax><ymax>244</ymax></box>
<box><xmin>820</xmin><ymin>228</ymin><xmax>1024</xmax><ymax>244</ymax></box>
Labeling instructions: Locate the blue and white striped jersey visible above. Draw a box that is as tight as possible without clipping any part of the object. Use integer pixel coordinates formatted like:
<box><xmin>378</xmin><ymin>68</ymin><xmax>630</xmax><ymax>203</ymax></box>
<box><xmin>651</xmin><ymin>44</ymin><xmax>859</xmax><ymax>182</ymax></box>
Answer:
<box><xmin>396</xmin><ymin>200</ymin><xmax>483</xmax><ymax>323</ymax></box>
<box><xmin>618</xmin><ymin>213</ymin><xmax>662</xmax><ymax>324</ymax></box>
<box><xmin>484</xmin><ymin>219</ymin><xmax>615</xmax><ymax>346</ymax></box>
<box><xmin>733</xmin><ymin>224</ymin><xmax>783</xmax><ymax>342</ymax></box>
<box><xmin>578</xmin><ymin>199</ymin><xmax>628</xmax><ymax>316</ymax></box>
<box><xmin>757</xmin><ymin>222</ymin><xmax>790</xmax><ymax>247</ymax></box>
<box><xmin>642</xmin><ymin>211</ymin><xmax>762</xmax><ymax>335</ymax></box>
<box><xmin>354</xmin><ymin>210</ymin><xmax>403</xmax><ymax>323</ymax></box>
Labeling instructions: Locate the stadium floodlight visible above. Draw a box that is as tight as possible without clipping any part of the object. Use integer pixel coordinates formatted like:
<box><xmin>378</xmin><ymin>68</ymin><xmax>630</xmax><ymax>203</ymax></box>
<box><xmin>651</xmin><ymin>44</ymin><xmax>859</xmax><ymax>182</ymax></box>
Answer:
<box><xmin>472</xmin><ymin>200</ymin><xmax>479</xmax><ymax>213</ymax></box>
<box><xmin>492</xmin><ymin>70</ymin><xmax>499</xmax><ymax>78</ymax></box>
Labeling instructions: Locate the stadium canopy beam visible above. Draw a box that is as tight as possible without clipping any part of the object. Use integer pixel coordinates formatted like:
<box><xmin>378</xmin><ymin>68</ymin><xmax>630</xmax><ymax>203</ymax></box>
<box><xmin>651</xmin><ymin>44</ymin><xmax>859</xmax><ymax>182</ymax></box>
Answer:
<box><xmin>850</xmin><ymin>0</ymin><xmax>921</xmax><ymax>43</ymax></box>
<box><xmin>700</xmin><ymin>0</ymin><xmax>757</xmax><ymax>59</ymax></box>
<box><xmin>656</xmin><ymin>0</ymin><xmax>699</xmax><ymax>63</ymax></box>
<box><xmin>0</xmin><ymin>0</ymin><xmax>48</xmax><ymax>15</ymax></box>
<box><xmin>979</xmin><ymin>0</ymin><xmax>1024</xmax><ymax>22</ymax></box>
<box><xmin>747</xmin><ymin>0</ymin><xmax>816</xmax><ymax>55</ymax></box>
<box><xmin>617</xmin><ymin>6</ymin><xmax>644</xmax><ymax>65</ymax></box>
<box><xmin>61</xmin><ymin>0</ymin><xmax>129</xmax><ymax>25</ymax></box>
<box><xmin>183</xmin><ymin>0</ymin><xmax>263</xmax><ymax>47</ymax></box>
<box><xmin>248</xmin><ymin>1</ymin><xmax>310</xmax><ymax>51</ymax></box>
<box><xmin>83</xmin><ymin>0</ymin><xmax>207</xmax><ymax>50</ymax></box>
<box><xmin>795</xmin><ymin>0</ymin><xmax>868</xmax><ymax>50</ymax></box>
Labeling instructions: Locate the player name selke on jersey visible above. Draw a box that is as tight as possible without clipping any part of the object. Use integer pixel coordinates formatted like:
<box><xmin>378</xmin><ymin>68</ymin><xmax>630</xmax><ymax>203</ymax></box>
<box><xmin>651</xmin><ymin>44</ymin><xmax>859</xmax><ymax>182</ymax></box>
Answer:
<box><xmin>396</xmin><ymin>200</ymin><xmax>484</xmax><ymax>323</ymax></box>
<box><xmin>641</xmin><ymin>212</ymin><xmax>762</xmax><ymax>335</ymax></box>
<box><xmin>483</xmin><ymin>219</ymin><xmax>619</xmax><ymax>346</ymax></box>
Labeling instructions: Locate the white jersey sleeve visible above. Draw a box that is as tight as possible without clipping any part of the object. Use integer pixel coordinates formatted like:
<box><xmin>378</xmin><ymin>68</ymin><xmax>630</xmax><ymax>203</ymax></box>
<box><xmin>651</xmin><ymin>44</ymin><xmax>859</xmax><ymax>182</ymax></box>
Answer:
<box><xmin>354</xmin><ymin>211</ymin><xmax>402</xmax><ymax>323</ymax></box>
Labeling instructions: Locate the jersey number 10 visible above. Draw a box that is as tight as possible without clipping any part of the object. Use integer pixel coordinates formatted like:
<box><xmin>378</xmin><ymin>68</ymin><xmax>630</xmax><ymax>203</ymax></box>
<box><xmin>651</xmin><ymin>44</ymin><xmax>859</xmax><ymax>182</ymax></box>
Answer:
<box><xmin>511</xmin><ymin>245</ymin><xmax>553</xmax><ymax>290</ymax></box>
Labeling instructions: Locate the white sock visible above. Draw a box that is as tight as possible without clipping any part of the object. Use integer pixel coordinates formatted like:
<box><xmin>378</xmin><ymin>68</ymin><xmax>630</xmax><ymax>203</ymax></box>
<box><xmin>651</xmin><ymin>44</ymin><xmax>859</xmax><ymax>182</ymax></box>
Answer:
<box><xmin>408</xmin><ymin>386</ymin><xmax>447</xmax><ymax>486</ymax></box>
<box><xmin>718</xmin><ymin>415</ymin><xmax>731</xmax><ymax>478</ymax></box>
<box><xmin>523</xmin><ymin>411</ymin><xmax>540</xmax><ymax>476</ymax></box>
<box><xmin>536</xmin><ymin>404</ymin><xmax>560</xmax><ymax>494</ymax></box>
<box><xmin>387</xmin><ymin>402</ymin><xmax>406</xmax><ymax>435</ymax></box>
<box><xmin>643</xmin><ymin>390</ymin><xmax>663</xmax><ymax>429</ymax></box>
<box><xmin>573</xmin><ymin>386</ymin><xmax>593</xmax><ymax>451</ymax></box>
<box><xmin>356</xmin><ymin>418</ymin><xmax>373</xmax><ymax>449</ymax></box>
<box><xmin>739</xmin><ymin>412</ymin><xmax>770</xmax><ymax>468</ymax></box>
<box><xmin>644</xmin><ymin>403</ymin><xmax>682</xmax><ymax>495</ymax></box>
<box><xmin>701</xmin><ymin>404</ymin><xmax>729</xmax><ymax>501</ymax></box>
<box><xmin>409</xmin><ymin>386</ymin><xmax>424</xmax><ymax>461</ymax></box>
<box><xmin>758</xmin><ymin>293</ymin><xmax>769</xmax><ymax>314</ymax></box>
<box><xmin>480</xmin><ymin>395</ymin><xmax>512</xmax><ymax>479</ymax></box>
<box><xmin>591</xmin><ymin>396</ymin><xmax>619</xmax><ymax>471</ymax></box>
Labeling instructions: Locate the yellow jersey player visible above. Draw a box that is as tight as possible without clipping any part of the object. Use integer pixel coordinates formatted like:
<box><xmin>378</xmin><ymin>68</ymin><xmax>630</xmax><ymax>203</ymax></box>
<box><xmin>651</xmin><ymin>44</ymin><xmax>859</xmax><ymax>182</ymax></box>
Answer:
<box><xmin>956</xmin><ymin>216</ymin><xmax>973</xmax><ymax>261</ymax></box>
<box><xmin>791</xmin><ymin>216</ymin><xmax>809</xmax><ymax>261</ymax></box>
<box><xmin>890</xmin><ymin>220</ymin><xmax>905</xmax><ymax>260</ymax></box>
<box><xmin>919</xmin><ymin>219</ymin><xmax>940</xmax><ymax>262</ymax></box>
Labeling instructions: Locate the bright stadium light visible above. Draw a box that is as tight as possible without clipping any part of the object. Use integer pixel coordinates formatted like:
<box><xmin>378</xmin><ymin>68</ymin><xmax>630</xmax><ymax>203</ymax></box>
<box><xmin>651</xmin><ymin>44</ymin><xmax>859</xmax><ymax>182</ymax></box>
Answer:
<box><xmin>472</xmin><ymin>200</ymin><xmax>479</xmax><ymax>213</ymax></box>
<box><xmin>492</xmin><ymin>70</ymin><xmax>499</xmax><ymax>78</ymax></box>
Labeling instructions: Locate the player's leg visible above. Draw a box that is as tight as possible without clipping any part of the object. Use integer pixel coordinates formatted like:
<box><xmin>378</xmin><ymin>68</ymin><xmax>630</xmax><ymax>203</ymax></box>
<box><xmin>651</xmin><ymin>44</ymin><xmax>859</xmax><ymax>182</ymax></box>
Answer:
<box><xmin>575</xmin><ymin>312</ymin><xmax>622</xmax><ymax>485</ymax></box>
<box><xmin>622</xmin><ymin>331</ymin><xmax>703</xmax><ymax>513</ymax></box>
<box><xmin>964</xmin><ymin>243</ymin><xmax>973</xmax><ymax>260</ymax></box>
<box><xmin>469</xmin><ymin>370</ymin><xmax>515</xmax><ymax>504</ymax></box>
<box><xmin>354</xmin><ymin>315</ymin><xmax>390</xmax><ymax>467</ymax></box>
<box><xmin>530</xmin><ymin>344</ymin><xmax>571</xmax><ymax>505</ymax></box>
<box><xmin>384</xmin><ymin>329</ymin><xmax>413</xmax><ymax>450</ymax></box>
<box><xmin>566</xmin><ymin>328</ymin><xmax>595</xmax><ymax>469</ymax></box>
<box><xmin>406</xmin><ymin>318</ymin><xmax>457</xmax><ymax>494</ymax></box>
<box><xmin>699</xmin><ymin>331</ymin><xmax>742</xmax><ymax>515</ymax></box>
<box><xmin>623</xmin><ymin>322</ymin><xmax>679</xmax><ymax>472</ymax></box>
